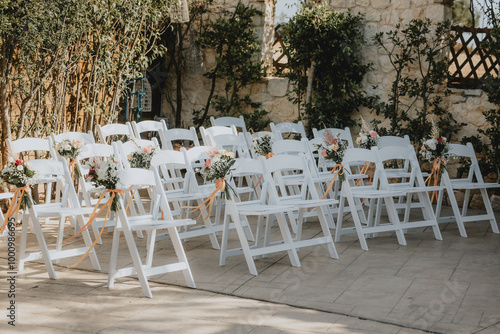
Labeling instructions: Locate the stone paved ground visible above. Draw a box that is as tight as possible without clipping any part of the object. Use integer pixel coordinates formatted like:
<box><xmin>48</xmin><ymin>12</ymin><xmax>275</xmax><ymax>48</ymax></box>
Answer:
<box><xmin>1</xmin><ymin>206</ymin><xmax>499</xmax><ymax>334</ymax></box>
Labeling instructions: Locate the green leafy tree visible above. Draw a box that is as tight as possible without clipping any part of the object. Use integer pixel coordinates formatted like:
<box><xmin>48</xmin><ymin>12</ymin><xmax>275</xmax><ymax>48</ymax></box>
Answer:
<box><xmin>452</xmin><ymin>0</ymin><xmax>480</xmax><ymax>27</ymax></box>
<box><xmin>373</xmin><ymin>19</ymin><xmax>463</xmax><ymax>143</ymax></box>
<box><xmin>194</xmin><ymin>1</ymin><xmax>269</xmax><ymax>130</ymax></box>
<box><xmin>281</xmin><ymin>2</ymin><xmax>371</xmax><ymax>135</ymax></box>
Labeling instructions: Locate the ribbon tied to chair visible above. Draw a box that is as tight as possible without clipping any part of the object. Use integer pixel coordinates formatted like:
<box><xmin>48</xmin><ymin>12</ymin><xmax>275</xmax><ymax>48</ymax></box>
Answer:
<box><xmin>253</xmin><ymin>152</ymin><xmax>276</xmax><ymax>189</ymax></box>
<box><xmin>0</xmin><ymin>186</ymin><xmax>31</xmax><ymax>236</ymax></box>
<box><xmin>184</xmin><ymin>178</ymin><xmax>227</xmax><ymax>220</ymax></box>
<box><xmin>425</xmin><ymin>157</ymin><xmax>446</xmax><ymax>204</ymax></box>
<box><xmin>355</xmin><ymin>162</ymin><xmax>373</xmax><ymax>187</ymax></box>
<box><xmin>62</xmin><ymin>188</ymin><xmax>124</xmax><ymax>268</ymax></box>
<box><xmin>322</xmin><ymin>164</ymin><xmax>344</xmax><ymax>200</ymax></box>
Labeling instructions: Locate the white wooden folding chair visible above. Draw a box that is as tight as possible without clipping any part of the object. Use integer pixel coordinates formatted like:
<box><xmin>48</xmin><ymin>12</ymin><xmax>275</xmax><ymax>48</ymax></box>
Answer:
<box><xmin>335</xmin><ymin>148</ymin><xmax>407</xmax><ymax>250</ymax></box>
<box><xmin>96</xmin><ymin>123</ymin><xmax>134</xmax><ymax>144</ymax></box>
<box><xmin>19</xmin><ymin>159</ymin><xmax>101</xmax><ymax>279</ymax></box>
<box><xmin>113</xmin><ymin>138</ymin><xmax>159</xmax><ymax>169</ymax></box>
<box><xmin>0</xmin><ymin>193</ymin><xmax>14</xmax><ymax>239</ymax></box>
<box><xmin>220</xmin><ymin>157</ymin><xmax>300</xmax><ymax>275</ymax></box>
<box><xmin>270</xmin><ymin>121</ymin><xmax>307</xmax><ymax>140</ymax></box>
<box><xmin>199</xmin><ymin>125</ymin><xmax>237</xmax><ymax>146</ymax></box>
<box><xmin>108</xmin><ymin>167</ymin><xmax>196</xmax><ymax>298</ymax></box>
<box><xmin>158</xmin><ymin>127</ymin><xmax>200</xmax><ymax>150</ymax></box>
<box><xmin>377</xmin><ymin>135</ymin><xmax>411</xmax><ymax>148</ymax></box>
<box><xmin>376</xmin><ymin>145</ymin><xmax>443</xmax><ymax>240</ymax></box>
<box><xmin>151</xmin><ymin>149</ymin><xmax>222</xmax><ymax>249</ymax></box>
<box><xmin>436</xmin><ymin>142</ymin><xmax>500</xmax><ymax>237</ymax></box>
<box><xmin>210</xmin><ymin>115</ymin><xmax>247</xmax><ymax>133</ymax></box>
<box><xmin>131</xmin><ymin>119</ymin><xmax>168</xmax><ymax>141</ymax></box>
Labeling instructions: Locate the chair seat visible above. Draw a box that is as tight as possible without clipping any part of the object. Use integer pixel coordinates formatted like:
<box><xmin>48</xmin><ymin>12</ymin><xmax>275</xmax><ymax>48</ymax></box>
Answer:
<box><xmin>235</xmin><ymin>203</ymin><xmax>296</xmax><ymax>216</ymax></box>
<box><xmin>386</xmin><ymin>184</ymin><xmax>442</xmax><ymax>193</ymax></box>
<box><xmin>350</xmin><ymin>189</ymin><xmax>405</xmax><ymax>199</ymax></box>
<box><xmin>124</xmin><ymin>217</ymin><xmax>195</xmax><ymax>231</ymax></box>
<box><xmin>449</xmin><ymin>180</ymin><xmax>500</xmax><ymax>190</ymax></box>
<box><xmin>34</xmin><ymin>204</ymin><xmax>96</xmax><ymax>218</ymax></box>
<box><xmin>280</xmin><ymin>197</ymin><xmax>338</xmax><ymax>208</ymax></box>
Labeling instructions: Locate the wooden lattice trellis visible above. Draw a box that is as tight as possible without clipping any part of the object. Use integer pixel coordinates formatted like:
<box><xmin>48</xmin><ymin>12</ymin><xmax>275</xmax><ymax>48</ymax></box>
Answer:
<box><xmin>273</xmin><ymin>24</ymin><xmax>288</xmax><ymax>73</ymax></box>
<box><xmin>448</xmin><ymin>25</ymin><xmax>499</xmax><ymax>89</ymax></box>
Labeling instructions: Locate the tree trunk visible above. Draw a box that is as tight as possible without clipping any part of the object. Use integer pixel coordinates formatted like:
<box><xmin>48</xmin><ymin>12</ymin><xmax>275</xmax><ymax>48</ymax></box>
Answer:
<box><xmin>305</xmin><ymin>60</ymin><xmax>316</xmax><ymax>106</ymax></box>
<box><xmin>0</xmin><ymin>41</ymin><xmax>13</xmax><ymax>164</ymax></box>
<box><xmin>175</xmin><ymin>23</ymin><xmax>184</xmax><ymax>128</ymax></box>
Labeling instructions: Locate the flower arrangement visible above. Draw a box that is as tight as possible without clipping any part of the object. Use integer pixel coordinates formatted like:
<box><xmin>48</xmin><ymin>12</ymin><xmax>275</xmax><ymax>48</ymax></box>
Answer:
<box><xmin>419</xmin><ymin>121</ymin><xmax>450</xmax><ymax>163</ymax></box>
<box><xmin>88</xmin><ymin>156</ymin><xmax>121</xmax><ymax>211</ymax></box>
<box><xmin>1</xmin><ymin>157</ymin><xmax>36</xmax><ymax>210</ymax></box>
<box><xmin>197</xmin><ymin>148</ymin><xmax>236</xmax><ymax>200</ymax></box>
<box><xmin>356</xmin><ymin>118</ymin><xmax>379</xmax><ymax>149</ymax></box>
<box><xmin>251</xmin><ymin>133</ymin><xmax>275</xmax><ymax>158</ymax></box>
<box><xmin>128</xmin><ymin>143</ymin><xmax>157</xmax><ymax>169</ymax></box>
<box><xmin>315</xmin><ymin>129</ymin><xmax>348</xmax><ymax>184</ymax></box>
<box><xmin>55</xmin><ymin>139</ymin><xmax>84</xmax><ymax>178</ymax></box>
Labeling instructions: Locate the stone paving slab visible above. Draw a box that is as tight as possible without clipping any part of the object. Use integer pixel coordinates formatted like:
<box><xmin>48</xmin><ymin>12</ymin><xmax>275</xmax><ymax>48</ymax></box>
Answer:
<box><xmin>1</xmin><ymin>206</ymin><xmax>500</xmax><ymax>333</ymax></box>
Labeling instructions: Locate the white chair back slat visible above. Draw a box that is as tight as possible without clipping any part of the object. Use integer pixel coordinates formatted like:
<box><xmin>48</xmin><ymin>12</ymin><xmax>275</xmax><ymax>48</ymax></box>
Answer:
<box><xmin>210</xmin><ymin>115</ymin><xmax>247</xmax><ymax>133</ymax></box>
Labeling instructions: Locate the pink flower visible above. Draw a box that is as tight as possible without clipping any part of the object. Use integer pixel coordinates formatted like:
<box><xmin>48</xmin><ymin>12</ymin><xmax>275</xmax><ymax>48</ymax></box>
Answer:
<box><xmin>15</xmin><ymin>159</ymin><xmax>23</xmax><ymax>166</ymax></box>
<box><xmin>207</xmin><ymin>148</ymin><xmax>220</xmax><ymax>159</ymax></box>
<box><xmin>421</xmin><ymin>145</ymin><xmax>426</xmax><ymax>151</ymax></box>
<box><xmin>369</xmin><ymin>131</ymin><xmax>378</xmax><ymax>138</ymax></box>
<box><xmin>204</xmin><ymin>159</ymin><xmax>211</xmax><ymax>168</ymax></box>
<box><xmin>332</xmin><ymin>138</ymin><xmax>338</xmax><ymax>144</ymax></box>
<box><xmin>321</xmin><ymin>149</ymin><xmax>327</xmax><ymax>157</ymax></box>
<box><xmin>143</xmin><ymin>145</ymin><xmax>153</xmax><ymax>153</ymax></box>
<box><xmin>72</xmin><ymin>140</ymin><xmax>83</xmax><ymax>148</ymax></box>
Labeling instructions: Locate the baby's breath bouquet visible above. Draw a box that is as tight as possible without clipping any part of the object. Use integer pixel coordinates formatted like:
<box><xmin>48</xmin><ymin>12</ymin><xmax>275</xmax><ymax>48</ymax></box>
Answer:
<box><xmin>419</xmin><ymin>121</ymin><xmax>450</xmax><ymax>163</ymax></box>
<box><xmin>1</xmin><ymin>157</ymin><xmax>36</xmax><ymax>210</ymax></box>
<box><xmin>88</xmin><ymin>156</ymin><xmax>122</xmax><ymax>211</ymax></box>
<box><xmin>197</xmin><ymin>148</ymin><xmax>236</xmax><ymax>199</ymax></box>
<box><xmin>55</xmin><ymin>139</ymin><xmax>84</xmax><ymax>178</ymax></box>
<box><xmin>128</xmin><ymin>143</ymin><xmax>157</xmax><ymax>169</ymax></box>
<box><xmin>251</xmin><ymin>133</ymin><xmax>275</xmax><ymax>158</ymax></box>
<box><xmin>356</xmin><ymin>118</ymin><xmax>379</xmax><ymax>150</ymax></box>
<box><xmin>315</xmin><ymin>130</ymin><xmax>348</xmax><ymax>182</ymax></box>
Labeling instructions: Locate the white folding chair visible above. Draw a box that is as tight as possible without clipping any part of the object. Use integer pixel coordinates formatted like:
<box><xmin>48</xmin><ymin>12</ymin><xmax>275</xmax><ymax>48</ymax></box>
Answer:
<box><xmin>113</xmin><ymin>138</ymin><xmax>159</xmax><ymax>169</ymax></box>
<box><xmin>436</xmin><ymin>142</ymin><xmax>500</xmax><ymax>237</ymax></box>
<box><xmin>0</xmin><ymin>193</ymin><xmax>14</xmax><ymax>239</ymax></box>
<box><xmin>377</xmin><ymin>135</ymin><xmax>411</xmax><ymax>149</ymax></box>
<box><xmin>108</xmin><ymin>167</ymin><xmax>196</xmax><ymax>298</ymax></box>
<box><xmin>270</xmin><ymin>121</ymin><xmax>307</xmax><ymax>140</ymax></box>
<box><xmin>376</xmin><ymin>145</ymin><xmax>443</xmax><ymax>240</ymax></box>
<box><xmin>131</xmin><ymin>119</ymin><xmax>168</xmax><ymax>141</ymax></box>
<box><xmin>335</xmin><ymin>148</ymin><xmax>407</xmax><ymax>250</ymax></box>
<box><xmin>220</xmin><ymin>157</ymin><xmax>300</xmax><ymax>275</ymax></box>
<box><xmin>159</xmin><ymin>127</ymin><xmax>200</xmax><ymax>150</ymax></box>
<box><xmin>199</xmin><ymin>125</ymin><xmax>237</xmax><ymax>146</ymax></box>
<box><xmin>210</xmin><ymin>115</ymin><xmax>247</xmax><ymax>133</ymax></box>
<box><xmin>96</xmin><ymin>123</ymin><xmax>134</xmax><ymax>144</ymax></box>
<box><xmin>19</xmin><ymin>159</ymin><xmax>101</xmax><ymax>279</ymax></box>
<box><xmin>151</xmin><ymin>149</ymin><xmax>221</xmax><ymax>249</ymax></box>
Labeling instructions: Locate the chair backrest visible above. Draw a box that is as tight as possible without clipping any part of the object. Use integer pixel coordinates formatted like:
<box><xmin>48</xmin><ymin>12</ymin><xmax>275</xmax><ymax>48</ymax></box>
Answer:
<box><xmin>313</xmin><ymin>127</ymin><xmax>354</xmax><ymax>148</ymax></box>
<box><xmin>96</xmin><ymin>123</ymin><xmax>134</xmax><ymax>144</ymax></box>
<box><xmin>210</xmin><ymin>116</ymin><xmax>247</xmax><ymax>133</ymax></box>
<box><xmin>199</xmin><ymin>125</ymin><xmax>237</xmax><ymax>146</ymax></box>
<box><xmin>6</xmin><ymin>137</ymin><xmax>56</xmax><ymax>160</ymax></box>
<box><xmin>114</xmin><ymin>138</ymin><xmax>159</xmax><ymax>169</ymax></box>
<box><xmin>51</xmin><ymin>131</ymin><xmax>95</xmax><ymax>146</ymax></box>
<box><xmin>77</xmin><ymin>143</ymin><xmax>115</xmax><ymax>161</ymax></box>
<box><xmin>377</xmin><ymin>135</ymin><xmax>411</xmax><ymax>149</ymax></box>
<box><xmin>159</xmin><ymin>127</ymin><xmax>200</xmax><ymax>150</ymax></box>
<box><xmin>342</xmin><ymin>148</ymin><xmax>381</xmax><ymax>188</ymax></box>
<box><xmin>182</xmin><ymin>145</ymin><xmax>210</xmax><ymax>164</ymax></box>
<box><xmin>447</xmin><ymin>142</ymin><xmax>483</xmax><ymax>182</ymax></box>
<box><xmin>208</xmin><ymin>133</ymin><xmax>250</xmax><ymax>158</ymax></box>
<box><xmin>131</xmin><ymin>120</ymin><xmax>168</xmax><ymax>139</ymax></box>
<box><xmin>376</xmin><ymin>145</ymin><xmax>424</xmax><ymax>187</ymax></box>
<box><xmin>270</xmin><ymin>121</ymin><xmax>307</xmax><ymax>140</ymax></box>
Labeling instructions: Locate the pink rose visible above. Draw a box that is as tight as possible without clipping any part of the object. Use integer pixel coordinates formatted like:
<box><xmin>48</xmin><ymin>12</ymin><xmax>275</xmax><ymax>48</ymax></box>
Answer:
<box><xmin>204</xmin><ymin>159</ymin><xmax>211</xmax><ymax>168</ymax></box>
<box><xmin>321</xmin><ymin>149</ymin><xmax>327</xmax><ymax>157</ymax></box>
<box><xmin>72</xmin><ymin>140</ymin><xmax>83</xmax><ymax>148</ymax></box>
<box><xmin>15</xmin><ymin>159</ymin><xmax>23</xmax><ymax>166</ymax></box>
<box><xmin>369</xmin><ymin>131</ymin><xmax>378</xmax><ymax>138</ymax></box>
<box><xmin>421</xmin><ymin>145</ymin><xmax>426</xmax><ymax>151</ymax></box>
<box><xmin>143</xmin><ymin>145</ymin><xmax>153</xmax><ymax>153</ymax></box>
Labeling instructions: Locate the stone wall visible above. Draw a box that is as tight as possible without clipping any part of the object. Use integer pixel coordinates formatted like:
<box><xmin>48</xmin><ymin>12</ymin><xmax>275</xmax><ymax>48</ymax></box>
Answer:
<box><xmin>162</xmin><ymin>0</ymin><xmax>493</xmax><ymax>143</ymax></box>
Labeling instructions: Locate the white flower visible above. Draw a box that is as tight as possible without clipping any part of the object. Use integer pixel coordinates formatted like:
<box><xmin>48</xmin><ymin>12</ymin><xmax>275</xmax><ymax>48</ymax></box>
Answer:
<box><xmin>426</xmin><ymin>139</ymin><xmax>437</xmax><ymax>151</ymax></box>
<box><xmin>360</xmin><ymin>134</ymin><xmax>368</xmax><ymax>143</ymax></box>
<box><xmin>7</xmin><ymin>157</ymin><xmax>14</xmax><ymax>163</ymax></box>
<box><xmin>17</xmin><ymin>165</ymin><xmax>24</xmax><ymax>171</ymax></box>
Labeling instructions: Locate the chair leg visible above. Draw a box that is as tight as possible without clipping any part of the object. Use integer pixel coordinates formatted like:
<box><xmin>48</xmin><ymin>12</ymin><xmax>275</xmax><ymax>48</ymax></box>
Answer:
<box><xmin>219</xmin><ymin>213</ymin><xmax>231</xmax><ymax>266</ymax></box>
<box><xmin>384</xmin><ymin>197</ymin><xmax>407</xmax><ymax>246</ymax></box>
<box><xmin>18</xmin><ymin>213</ymin><xmax>29</xmax><ymax>272</ymax></box>
<box><xmin>335</xmin><ymin>195</ymin><xmax>345</xmax><ymax>243</ymax></box>
<box><xmin>443</xmin><ymin>178</ymin><xmax>467</xmax><ymax>237</ymax></box>
<box><xmin>275</xmin><ymin>213</ymin><xmax>301</xmax><ymax>268</ymax></box>
<box><xmin>107</xmin><ymin>228</ymin><xmax>122</xmax><ymax>288</ymax></box>
<box><xmin>316</xmin><ymin>206</ymin><xmax>338</xmax><ymax>259</ymax></box>
<box><xmin>27</xmin><ymin>211</ymin><xmax>57</xmax><ymax>279</ymax></box>
<box><xmin>168</xmin><ymin>227</ymin><xmax>196</xmax><ymax>288</ymax></box>
<box><xmin>481</xmin><ymin>188</ymin><xmax>499</xmax><ymax>234</ymax></box>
